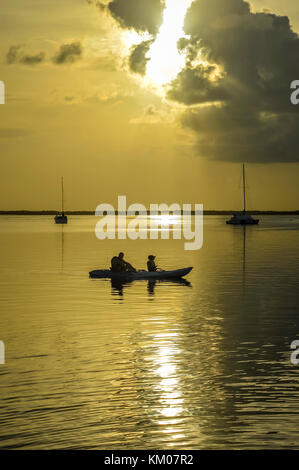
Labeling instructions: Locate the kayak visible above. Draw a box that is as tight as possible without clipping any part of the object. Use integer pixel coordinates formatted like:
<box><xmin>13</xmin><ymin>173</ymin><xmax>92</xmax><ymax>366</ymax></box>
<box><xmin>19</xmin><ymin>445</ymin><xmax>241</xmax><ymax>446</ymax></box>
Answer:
<box><xmin>89</xmin><ymin>267</ymin><xmax>192</xmax><ymax>280</ymax></box>
<box><xmin>89</xmin><ymin>267</ymin><xmax>193</xmax><ymax>280</ymax></box>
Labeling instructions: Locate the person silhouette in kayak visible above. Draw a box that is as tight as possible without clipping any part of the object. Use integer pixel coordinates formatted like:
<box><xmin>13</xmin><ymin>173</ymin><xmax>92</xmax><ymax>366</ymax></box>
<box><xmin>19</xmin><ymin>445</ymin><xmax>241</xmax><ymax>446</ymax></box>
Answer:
<box><xmin>111</xmin><ymin>252</ymin><xmax>136</xmax><ymax>272</ymax></box>
<box><xmin>147</xmin><ymin>255</ymin><xmax>164</xmax><ymax>272</ymax></box>
<box><xmin>147</xmin><ymin>255</ymin><xmax>157</xmax><ymax>272</ymax></box>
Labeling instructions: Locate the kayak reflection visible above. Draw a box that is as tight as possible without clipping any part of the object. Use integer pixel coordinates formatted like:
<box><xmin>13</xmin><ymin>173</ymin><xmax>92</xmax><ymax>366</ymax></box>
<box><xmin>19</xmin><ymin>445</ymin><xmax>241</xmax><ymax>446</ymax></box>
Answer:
<box><xmin>147</xmin><ymin>278</ymin><xmax>192</xmax><ymax>296</ymax></box>
<box><xmin>110</xmin><ymin>279</ymin><xmax>132</xmax><ymax>297</ymax></box>
<box><xmin>110</xmin><ymin>278</ymin><xmax>192</xmax><ymax>297</ymax></box>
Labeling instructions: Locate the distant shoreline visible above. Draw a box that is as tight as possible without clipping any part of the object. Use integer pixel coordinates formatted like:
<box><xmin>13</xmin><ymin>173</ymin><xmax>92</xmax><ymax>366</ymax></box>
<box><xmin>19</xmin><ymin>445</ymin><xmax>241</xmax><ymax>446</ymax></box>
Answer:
<box><xmin>0</xmin><ymin>211</ymin><xmax>299</xmax><ymax>216</ymax></box>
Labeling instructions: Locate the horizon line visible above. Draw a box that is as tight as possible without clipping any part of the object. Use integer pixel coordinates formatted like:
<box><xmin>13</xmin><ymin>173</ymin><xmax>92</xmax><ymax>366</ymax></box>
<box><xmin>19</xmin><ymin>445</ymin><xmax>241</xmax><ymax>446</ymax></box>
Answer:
<box><xmin>0</xmin><ymin>210</ymin><xmax>299</xmax><ymax>215</ymax></box>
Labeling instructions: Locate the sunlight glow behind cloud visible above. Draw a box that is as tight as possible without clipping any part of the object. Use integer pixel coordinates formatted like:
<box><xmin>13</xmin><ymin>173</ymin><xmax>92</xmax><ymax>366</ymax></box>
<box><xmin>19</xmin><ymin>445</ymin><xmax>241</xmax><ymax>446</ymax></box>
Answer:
<box><xmin>145</xmin><ymin>0</ymin><xmax>192</xmax><ymax>87</ymax></box>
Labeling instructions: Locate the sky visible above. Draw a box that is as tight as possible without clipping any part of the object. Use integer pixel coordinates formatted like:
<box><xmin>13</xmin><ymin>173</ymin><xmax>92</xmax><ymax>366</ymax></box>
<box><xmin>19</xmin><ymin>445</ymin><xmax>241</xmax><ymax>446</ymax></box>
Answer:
<box><xmin>0</xmin><ymin>0</ymin><xmax>299</xmax><ymax>211</ymax></box>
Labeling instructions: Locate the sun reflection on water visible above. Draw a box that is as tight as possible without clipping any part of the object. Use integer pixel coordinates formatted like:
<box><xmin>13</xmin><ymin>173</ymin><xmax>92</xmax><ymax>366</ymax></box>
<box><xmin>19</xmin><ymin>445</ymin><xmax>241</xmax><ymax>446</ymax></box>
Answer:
<box><xmin>152</xmin><ymin>340</ymin><xmax>185</xmax><ymax>423</ymax></box>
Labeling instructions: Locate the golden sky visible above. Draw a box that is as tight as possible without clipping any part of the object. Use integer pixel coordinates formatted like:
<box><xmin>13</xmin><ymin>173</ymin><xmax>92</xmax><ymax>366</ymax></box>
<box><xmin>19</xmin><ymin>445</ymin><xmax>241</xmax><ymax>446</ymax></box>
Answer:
<box><xmin>0</xmin><ymin>0</ymin><xmax>299</xmax><ymax>211</ymax></box>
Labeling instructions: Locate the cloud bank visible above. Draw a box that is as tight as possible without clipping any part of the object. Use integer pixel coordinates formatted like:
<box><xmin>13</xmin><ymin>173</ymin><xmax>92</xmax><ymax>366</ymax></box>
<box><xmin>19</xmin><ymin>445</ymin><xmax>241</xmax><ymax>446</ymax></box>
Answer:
<box><xmin>100</xmin><ymin>0</ymin><xmax>299</xmax><ymax>163</ymax></box>
<box><xmin>167</xmin><ymin>0</ymin><xmax>299</xmax><ymax>162</ymax></box>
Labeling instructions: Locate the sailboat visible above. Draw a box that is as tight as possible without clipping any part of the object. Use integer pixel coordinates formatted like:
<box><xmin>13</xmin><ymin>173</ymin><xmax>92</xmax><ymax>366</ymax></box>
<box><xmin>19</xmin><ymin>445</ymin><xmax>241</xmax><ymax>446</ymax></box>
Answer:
<box><xmin>54</xmin><ymin>176</ymin><xmax>68</xmax><ymax>224</ymax></box>
<box><xmin>226</xmin><ymin>164</ymin><xmax>259</xmax><ymax>225</ymax></box>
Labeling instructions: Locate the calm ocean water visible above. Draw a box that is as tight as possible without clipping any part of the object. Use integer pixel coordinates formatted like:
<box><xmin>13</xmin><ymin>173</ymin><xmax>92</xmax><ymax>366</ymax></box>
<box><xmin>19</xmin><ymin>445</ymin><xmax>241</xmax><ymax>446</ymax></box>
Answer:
<box><xmin>0</xmin><ymin>215</ymin><xmax>299</xmax><ymax>449</ymax></box>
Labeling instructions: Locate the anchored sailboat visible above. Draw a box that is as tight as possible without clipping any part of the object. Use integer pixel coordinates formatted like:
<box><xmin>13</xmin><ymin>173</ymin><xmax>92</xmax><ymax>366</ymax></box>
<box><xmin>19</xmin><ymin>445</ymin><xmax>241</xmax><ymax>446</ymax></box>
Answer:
<box><xmin>226</xmin><ymin>164</ymin><xmax>259</xmax><ymax>225</ymax></box>
<box><xmin>54</xmin><ymin>176</ymin><xmax>68</xmax><ymax>224</ymax></box>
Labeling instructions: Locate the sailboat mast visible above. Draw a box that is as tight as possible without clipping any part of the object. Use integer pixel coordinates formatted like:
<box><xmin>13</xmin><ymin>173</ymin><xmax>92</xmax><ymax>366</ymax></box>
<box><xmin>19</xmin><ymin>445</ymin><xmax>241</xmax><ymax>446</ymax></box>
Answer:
<box><xmin>243</xmin><ymin>163</ymin><xmax>246</xmax><ymax>213</ymax></box>
<box><xmin>61</xmin><ymin>176</ymin><xmax>64</xmax><ymax>213</ymax></box>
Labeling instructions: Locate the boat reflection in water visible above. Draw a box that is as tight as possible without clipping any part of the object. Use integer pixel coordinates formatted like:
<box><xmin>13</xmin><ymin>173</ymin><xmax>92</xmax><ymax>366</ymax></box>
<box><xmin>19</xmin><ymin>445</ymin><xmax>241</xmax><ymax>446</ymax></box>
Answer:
<box><xmin>110</xmin><ymin>279</ymin><xmax>132</xmax><ymax>297</ymax></box>
<box><xmin>111</xmin><ymin>278</ymin><xmax>192</xmax><ymax>297</ymax></box>
<box><xmin>147</xmin><ymin>278</ymin><xmax>191</xmax><ymax>296</ymax></box>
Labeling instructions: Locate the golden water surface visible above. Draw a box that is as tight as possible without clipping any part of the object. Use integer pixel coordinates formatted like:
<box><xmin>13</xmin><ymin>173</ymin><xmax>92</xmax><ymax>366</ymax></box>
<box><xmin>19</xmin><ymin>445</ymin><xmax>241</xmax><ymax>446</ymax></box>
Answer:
<box><xmin>0</xmin><ymin>215</ymin><xmax>299</xmax><ymax>449</ymax></box>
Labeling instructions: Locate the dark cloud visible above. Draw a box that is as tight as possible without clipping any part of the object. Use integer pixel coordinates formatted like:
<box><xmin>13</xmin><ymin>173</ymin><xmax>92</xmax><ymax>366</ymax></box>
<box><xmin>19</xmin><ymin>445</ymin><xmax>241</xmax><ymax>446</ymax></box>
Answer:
<box><xmin>107</xmin><ymin>0</ymin><xmax>165</xmax><ymax>35</ymax></box>
<box><xmin>87</xmin><ymin>0</ymin><xmax>164</xmax><ymax>34</ymax></box>
<box><xmin>6</xmin><ymin>45</ymin><xmax>21</xmax><ymax>64</ymax></box>
<box><xmin>145</xmin><ymin>105</ymin><xmax>158</xmax><ymax>116</ymax></box>
<box><xmin>168</xmin><ymin>64</ymin><xmax>228</xmax><ymax>105</ymax></box>
<box><xmin>129</xmin><ymin>40</ymin><xmax>153</xmax><ymax>75</ymax></box>
<box><xmin>53</xmin><ymin>42</ymin><xmax>83</xmax><ymax>64</ymax></box>
<box><xmin>6</xmin><ymin>45</ymin><xmax>45</xmax><ymax>65</ymax></box>
<box><xmin>86</xmin><ymin>0</ymin><xmax>105</xmax><ymax>10</ymax></box>
<box><xmin>166</xmin><ymin>0</ymin><xmax>299</xmax><ymax>163</ymax></box>
<box><xmin>87</xmin><ymin>0</ymin><xmax>163</xmax><ymax>73</ymax></box>
<box><xmin>6</xmin><ymin>42</ymin><xmax>83</xmax><ymax>67</ymax></box>
<box><xmin>64</xmin><ymin>96</ymin><xmax>75</xmax><ymax>102</ymax></box>
<box><xmin>21</xmin><ymin>52</ymin><xmax>45</xmax><ymax>65</ymax></box>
